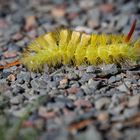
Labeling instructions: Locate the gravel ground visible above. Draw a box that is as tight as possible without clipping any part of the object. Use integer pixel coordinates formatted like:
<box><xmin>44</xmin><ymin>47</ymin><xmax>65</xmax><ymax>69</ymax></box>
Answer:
<box><xmin>0</xmin><ymin>0</ymin><xmax>140</xmax><ymax>140</ymax></box>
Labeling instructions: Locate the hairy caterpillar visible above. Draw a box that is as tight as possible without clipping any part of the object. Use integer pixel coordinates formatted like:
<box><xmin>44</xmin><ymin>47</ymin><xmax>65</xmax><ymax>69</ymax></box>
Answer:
<box><xmin>21</xmin><ymin>19</ymin><xmax>140</xmax><ymax>71</ymax></box>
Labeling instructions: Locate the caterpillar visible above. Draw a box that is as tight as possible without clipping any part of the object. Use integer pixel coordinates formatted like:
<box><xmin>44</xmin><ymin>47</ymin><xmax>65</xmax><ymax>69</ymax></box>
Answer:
<box><xmin>0</xmin><ymin>19</ymin><xmax>139</xmax><ymax>71</ymax></box>
<box><xmin>21</xmin><ymin>19</ymin><xmax>140</xmax><ymax>71</ymax></box>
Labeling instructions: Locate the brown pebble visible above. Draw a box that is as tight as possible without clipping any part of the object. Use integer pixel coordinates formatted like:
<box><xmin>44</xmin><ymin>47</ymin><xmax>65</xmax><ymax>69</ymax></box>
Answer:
<box><xmin>25</xmin><ymin>15</ymin><xmax>37</xmax><ymax>31</ymax></box>
<box><xmin>7</xmin><ymin>74</ymin><xmax>16</xmax><ymax>82</ymax></box>
<box><xmin>68</xmin><ymin>12</ymin><xmax>78</xmax><ymax>20</ymax></box>
<box><xmin>51</xmin><ymin>6</ymin><xmax>65</xmax><ymax>18</ymax></box>
<box><xmin>128</xmin><ymin>94</ymin><xmax>140</xmax><ymax>108</ymax></box>
<box><xmin>97</xmin><ymin>111</ymin><xmax>109</xmax><ymax>122</ymax></box>
<box><xmin>12</xmin><ymin>32</ymin><xmax>23</xmax><ymax>41</ymax></box>
<box><xmin>0</xmin><ymin>19</ymin><xmax>8</xmax><ymax>29</ymax></box>
<box><xmin>99</xmin><ymin>4</ymin><xmax>115</xmax><ymax>13</ymax></box>
<box><xmin>60</xmin><ymin>78</ymin><xmax>68</xmax><ymax>86</ymax></box>
<box><xmin>3</xmin><ymin>51</ymin><xmax>17</xmax><ymax>58</ymax></box>
<box><xmin>74</xmin><ymin>99</ymin><xmax>92</xmax><ymax>108</ymax></box>
<box><xmin>67</xmin><ymin>87</ymin><xmax>80</xmax><ymax>94</ymax></box>
<box><xmin>88</xmin><ymin>20</ymin><xmax>100</xmax><ymax>29</ymax></box>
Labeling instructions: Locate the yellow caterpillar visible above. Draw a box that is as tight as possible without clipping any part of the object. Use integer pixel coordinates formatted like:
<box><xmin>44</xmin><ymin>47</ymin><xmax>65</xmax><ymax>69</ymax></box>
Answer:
<box><xmin>21</xmin><ymin>19</ymin><xmax>140</xmax><ymax>71</ymax></box>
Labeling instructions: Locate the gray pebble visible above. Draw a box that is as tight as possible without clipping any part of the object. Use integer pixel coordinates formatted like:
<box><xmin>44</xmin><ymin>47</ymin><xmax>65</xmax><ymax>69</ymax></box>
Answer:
<box><xmin>86</xmin><ymin>66</ymin><xmax>96</xmax><ymax>73</ymax></box>
<box><xmin>17</xmin><ymin>71</ymin><xmax>31</xmax><ymax>83</ymax></box>
<box><xmin>10</xmin><ymin>95</ymin><xmax>22</xmax><ymax>105</ymax></box>
<box><xmin>116</xmin><ymin>84</ymin><xmax>128</xmax><ymax>92</ymax></box>
<box><xmin>108</xmin><ymin>76</ymin><xmax>116</xmax><ymax>84</ymax></box>
<box><xmin>100</xmin><ymin>64</ymin><xmax>118</xmax><ymax>75</ymax></box>
<box><xmin>95</xmin><ymin>97</ymin><xmax>111</xmax><ymax>110</ymax></box>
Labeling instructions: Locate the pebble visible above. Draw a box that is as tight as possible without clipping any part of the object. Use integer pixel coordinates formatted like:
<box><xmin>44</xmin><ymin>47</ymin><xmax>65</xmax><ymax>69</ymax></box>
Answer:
<box><xmin>74</xmin><ymin>99</ymin><xmax>92</xmax><ymax>108</ymax></box>
<box><xmin>0</xmin><ymin>19</ymin><xmax>8</xmax><ymax>29</ymax></box>
<box><xmin>51</xmin><ymin>6</ymin><xmax>66</xmax><ymax>18</ymax></box>
<box><xmin>59</xmin><ymin>78</ymin><xmax>68</xmax><ymax>89</ymax></box>
<box><xmin>6</xmin><ymin>74</ymin><xmax>16</xmax><ymax>82</ymax></box>
<box><xmin>86</xmin><ymin>66</ymin><xmax>96</xmax><ymax>73</ymax></box>
<box><xmin>85</xmin><ymin>126</ymin><xmax>103</xmax><ymax>140</ymax></box>
<box><xmin>67</xmin><ymin>72</ymin><xmax>79</xmax><ymax>80</ymax></box>
<box><xmin>12</xmin><ymin>32</ymin><xmax>23</xmax><ymax>41</ymax></box>
<box><xmin>25</xmin><ymin>15</ymin><xmax>37</xmax><ymax>31</ymax></box>
<box><xmin>38</xmin><ymin>106</ymin><xmax>56</xmax><ymax>119</ymax></box>
<box><xmin>128</xmin><ymin>94</ymin><xmax>140</xmax><ymax>108</ymax></box>
<box><xmin>116</xmin><ymin>15</ymin><xmax>129</xmax><ymax>30</ymax></box>
<box><xmin>97</xmin><ymin>111</ymin><xmax>109</xmax><ymax>122</ymax></box>
<box><xmin>116</xmin><ymin>84</ymin><xmax>128</xmax><ymax>92</ymax></box>
<box><xmin>3</xmin><ymin>51</ymin><xmax>17</xmax><ymax>58</ymax></box>
<box><xmin>99</xmin><ymin>4</ymin><xmax>115</xmax><ymax>13</ymax></box>
<box><xmin>108</xmin><ymin>76</ymin><xmax>116</xmax><ymax>83</ymax></box>
<box><xmin>31</xmin><ymin>79</ymin><xmax>47</xmax><ymax>90</ymax></box>
<box><xmin>17</xmin><ymin>71</ymin><xmax>31</xmax><ymax>83</ymax></box>
<box><xmin>0</xmin><ymin>79</ymin><xmax>10</xmax><ymax>92</ymax></box>
<box><xmin>79</xmin><ymin>0</ymin><xmax>95</xmax><ymax>9</ymax></box>
<box><xmin>67</xmin><ymin>87</ymin><xmax>80</xmax><ymax>94</ymax></box>
<box><xmin>10</xmin><ymin>95</ymin><xmax>23</xmax><ymax>105</ymax></box>
<box><xmin>100</xmin><ymin>64</ymin><xmax>118</xmax><ymax>76</ymax></box>
<box><xmin>95</xmin><ymin>97</ymin><xmax>111</xmax><ymax>110</ymax></box>
<box><xmin>88</xmin><ymin>79</ymin><xmax>101</xmax><ymax>90</ymax></box>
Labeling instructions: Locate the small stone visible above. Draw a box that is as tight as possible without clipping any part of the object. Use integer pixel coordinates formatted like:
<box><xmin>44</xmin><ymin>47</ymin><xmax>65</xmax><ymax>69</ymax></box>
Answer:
<box><xmin>128</xmin><ymin>94</ymin><xmax>140</xmax><ymax>107</ymax></box>
<box><xmin>27</xmin><ymin>29</ymin><xmax>37</xmax><ymax>39</ymax></box>
<box><xmin>86</xmin><ymin>66</ymin><xmax>95</xmax><ymax>73</ymax></box>
<box><xmin>80</xmin><ymin>0</ymin><xmax>95</xmax><ymax>9</ymax></box>
<box><xmin>99</xmin><ymin>4</ymin><xmax>115</xmax><ymax>13</ymax></box>
<box><xmin>68</xmin><ymin>94</ymin><xmax>76</xmax><ymax>101</ymax></box>
<box><xmin>123</xmin><ymin>107</ymin><xmax>138</xmax><ymax>119</ymax></box>
<box><xmin>95</xmin><ymin>97</ymin><xmax>111</xmax><ymax>110</ymax></box>
<box><xmin>97</xmin><ymin>112</ymin><xmax>109</xmax><ymax>122</ymax></box>
<box><xmin>116</xmin><ymin>15</ymin><xmax>129</xmax><ymax>30</ymax></box>
<box><xmin>81</xmin><ymin>85</ymin><xmax>92</xmax><ymax>95</ymax></box>
<box><xmin>124</xmin><ymin>80</ymin><xmax>132</xmax><ymax>88</ymax></box>
<box><xmin>108</xmin><ymin>76</ymin><xmax>116</xmax><ymax>83</ymax></box>
<box><xmin>117</xmin><ymin>84</ymin><xmax>128</xmax><ymax>92</ymax></box>
<box><xmin>88</xmin><ymin>79</ymin><xmax>101</xmax><ymax>90</ymax></box>
<box><xmin>7</xmin><ymin>74</ymin><xmax>16</xmax><ymax>82</ymax></box>
<box><xmin>88</xmin><ymin>20</ymin><xmax>100</xmax><ymax>29</ymax></box>
<box><xmin>10</xmin><ymin>96</ymin><xmax>20</xmax><ymax>105</ymax></box>
<box><xmin>67</xmin><ymin>87</ymin><xmax>80</xmax><ymax>94</ymax></box>
<box><xmin>12</xmin><ymin>32</ymin><xmax>23</xmax><ymax>41</ymax></box>
<box><xmin>38</xmin><ymin>106</ymin><xmax>55</xmax><ymax>119</ymax></box>
<box><xmin>86</xmin><ymin>126</ymin><xmax>103</xmax><ymax>140</ymax></box>
<box><xmin>17</xmin><ymin>71</ymin><xmax>31</xmax><ymax>83</ymax></box>
<box><xmin>3</xmin><ymin>51</ymin><xmax>17</xmax><ymax>58</ymax></box>
<box><xmin>80</xmin><ymin>73</ymin><xmax>93</xmax><ymax>83</ymax></box>
<box><xmin>51</xmin><ymin>6</ymin><xmax>65</xmax><ymax>18</ymax></box>
<box><xmin>75</xmin><ymin>26</ymin><xmax>93</xmax><ymax>34</ymax></box>
<box><xmin>100</xmin><ymin>64</ymin><xmax>118</xmax><ymax>75</ymax></box>
<box><xmin>67</xmin><ymin>12</ymin><xmax>78</xmax><ymax>20</ymax></box>
<box><xmin>0</xmin><ymin>19</ymin><xmax>8</xmax><ymax>29</ymax></box>
<box><xmin>74</xmin><ymin>99</ymin><xmax>92</xmax><ymax>108</ymax></box>
<box><xmin>0</xmin><ymin>79</ymin><xmax>10</xmax><ymax>92</ymax></box>
<box><xmin>67</xmin><ymin>73</ymin><xmax>78</xmax><ymax>80</ymax></box>
<box><xmin>31</xmin><ymin>79</ymin><xmax>47</xmax><ymax>89</ymax></box>
<box><xmin>59</xmin><ymin>78</ymin><xmax>68</xmax><ymax>88</ymax></box>
<box><xmin>1</xmin><ymin>70</ymin><xmax>11</xmax><ymax>79</ymax></box>
<box><xmin>25</xmin><ymin>15</ymin><xmax>37</xmax><ymax>31</ymax></box>
<box><xmin>12</xmin><ymin>85</ymin><xmax>25</xmax><ymax>94</ymax></box>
